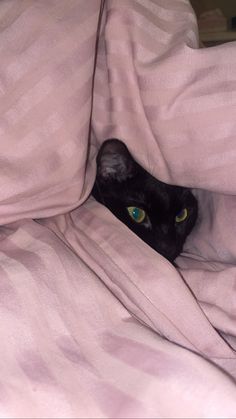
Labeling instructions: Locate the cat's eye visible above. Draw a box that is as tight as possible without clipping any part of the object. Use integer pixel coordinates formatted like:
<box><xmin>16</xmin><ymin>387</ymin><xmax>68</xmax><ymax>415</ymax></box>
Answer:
<box><xmin>127</xmin><ymin>207</ymin><xmax>146</xmax><ymax>223</ymax></box>
<box><xmin>175</xmin><ymin>208</ymin><xmax>188</xmax><ymax>223</ymax></box>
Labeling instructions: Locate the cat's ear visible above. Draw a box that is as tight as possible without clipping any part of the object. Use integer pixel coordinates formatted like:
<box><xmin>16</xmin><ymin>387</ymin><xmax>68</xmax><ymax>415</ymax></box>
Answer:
<box><xmin>96</xmin><ymin>139</ymin><xmax>136</xmax><ymax>182</ymax></box>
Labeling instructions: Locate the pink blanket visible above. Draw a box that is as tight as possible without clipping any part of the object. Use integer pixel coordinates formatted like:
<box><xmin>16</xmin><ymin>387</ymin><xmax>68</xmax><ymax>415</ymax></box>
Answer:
<box><xmin>1</xmin><ymin>0</ymin><xmax>236</xmax><ymax>417</ymax></box>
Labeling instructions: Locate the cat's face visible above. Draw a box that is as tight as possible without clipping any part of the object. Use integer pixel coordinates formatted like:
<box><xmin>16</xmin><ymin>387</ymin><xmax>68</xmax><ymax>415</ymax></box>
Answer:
<box><xmin>92</xmin><ymin>139</ymin><xmax>198</xmax><ymax>262</ymax></box>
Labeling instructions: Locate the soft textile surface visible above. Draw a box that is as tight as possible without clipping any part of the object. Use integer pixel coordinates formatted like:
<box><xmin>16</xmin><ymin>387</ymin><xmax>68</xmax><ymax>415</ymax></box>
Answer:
<box><xmin>1</xmin><ymin>0</ymin><xmax>236</xmax><ymax>417</ymax></box>
<box><xmin>0</xmin><ymin>0</ymin><xmax>99</xmax><ymax>223</ymax></box>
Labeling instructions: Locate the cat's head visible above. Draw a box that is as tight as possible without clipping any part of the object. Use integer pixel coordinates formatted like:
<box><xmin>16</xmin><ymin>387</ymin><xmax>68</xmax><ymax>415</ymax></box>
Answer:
<box><xmin>92</xmin><ymin>139</ymin><xmax>198</xmax><ymax>262</ymax></box>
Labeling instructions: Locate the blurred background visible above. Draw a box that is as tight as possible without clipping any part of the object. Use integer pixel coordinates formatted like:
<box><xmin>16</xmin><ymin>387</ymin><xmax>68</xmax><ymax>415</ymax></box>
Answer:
<box><xmin>190</xmin><ymin>0</ymin><xmax>236</xmax><ymax>46</ymax></box>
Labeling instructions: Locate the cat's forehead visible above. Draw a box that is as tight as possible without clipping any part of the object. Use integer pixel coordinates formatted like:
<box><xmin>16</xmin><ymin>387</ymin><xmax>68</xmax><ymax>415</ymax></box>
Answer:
<box><xmin>145</xmin><ymin>188</ymin><xmax>179</xmax><ymax>212</ymax></box>
<box><xmin>124</xmin><ymin>178</ymin><xmax>181</xmax><ymax>211</ymax></box>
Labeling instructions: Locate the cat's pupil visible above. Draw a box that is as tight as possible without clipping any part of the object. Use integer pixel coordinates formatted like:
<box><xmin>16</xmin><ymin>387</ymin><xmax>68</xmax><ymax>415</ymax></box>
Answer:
<box><xmin>177</xmin><ymin>209</ymin><xmax>184</xmax><ymax>217</ymax></box>
<box><xmin>132</xmin><ymin>207</ymin><xmax>140</xmax><ymax>220</ymax></box>
<box><xmin>175</xmin><ymin>208</ymin><xmax>188</xmax><ymax>223</ymax></box>
<box><xmin>127</xmin><ymin>206</ymin><xmax>146</xmax><ymax>223</ymax></box>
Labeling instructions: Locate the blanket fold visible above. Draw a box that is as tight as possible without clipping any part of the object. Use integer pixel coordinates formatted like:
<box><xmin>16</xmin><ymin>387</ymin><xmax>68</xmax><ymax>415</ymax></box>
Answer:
<box><xmin>1</xmin><ymin>0</ymin><xmax>236</xmax><ymax>417</ymax></box>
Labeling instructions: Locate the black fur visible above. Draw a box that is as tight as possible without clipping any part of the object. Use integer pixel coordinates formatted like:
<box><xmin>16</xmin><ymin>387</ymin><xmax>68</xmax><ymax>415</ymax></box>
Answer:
<box><xmin>92</xmin><ymin>139</ymin><xmax>198</xmax><ymax>262</ymax></box>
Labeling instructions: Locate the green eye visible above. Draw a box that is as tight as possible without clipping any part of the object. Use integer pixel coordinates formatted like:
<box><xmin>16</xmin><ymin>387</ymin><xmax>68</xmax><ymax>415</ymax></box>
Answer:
<box><xmin>127</xmin><ymin>207</ymin><xmax>146</xmax><ymax>223</ymax></box>
<box><xmin>175</xmin><ymin>208</ymin><xmax>188</xmax><ymax>223</ymax></box>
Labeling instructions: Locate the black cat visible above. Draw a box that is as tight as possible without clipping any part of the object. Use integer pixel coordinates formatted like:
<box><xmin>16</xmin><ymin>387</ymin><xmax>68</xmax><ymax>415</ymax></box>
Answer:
<box><xmin>92</xmin><ymin>139</ymin><xmax>198</xmax><ymax>262</ymax></box>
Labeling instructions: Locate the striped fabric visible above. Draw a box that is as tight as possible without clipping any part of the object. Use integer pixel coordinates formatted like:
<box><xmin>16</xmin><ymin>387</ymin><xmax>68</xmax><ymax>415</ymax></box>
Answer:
<box><xmin>0</xmin><ymin>0</ymin><xmax>100</xmax><ymax>224</ymax></box>
<box><xmin>1</xmin><ymin>1</ymin><xmax>236</xmax><ymax>417</ymax></box>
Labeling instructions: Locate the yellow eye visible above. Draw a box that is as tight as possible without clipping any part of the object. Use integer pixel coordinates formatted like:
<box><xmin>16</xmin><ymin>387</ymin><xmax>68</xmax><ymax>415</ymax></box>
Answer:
<box><xmin>127</xmin><ymin>207</ymin><xmax>146</xmax><ymax>223</ymax></box>
<box><xmin>175</xmin><ymin>208</ymin><xmax>188</xmax><ymax>223</ymax></box>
